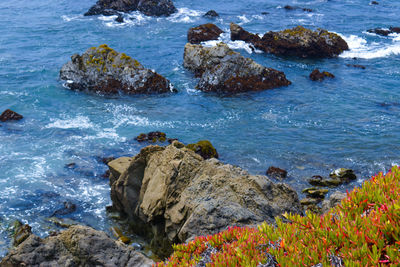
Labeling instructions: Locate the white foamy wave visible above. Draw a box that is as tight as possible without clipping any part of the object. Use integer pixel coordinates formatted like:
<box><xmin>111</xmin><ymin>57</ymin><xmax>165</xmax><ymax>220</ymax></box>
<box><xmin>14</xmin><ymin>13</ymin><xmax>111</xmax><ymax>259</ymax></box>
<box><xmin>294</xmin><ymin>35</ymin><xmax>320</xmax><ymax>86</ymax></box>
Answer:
<box><xmin>101</xmin><ymin>11</ymin><xmax>151</xmax><ymax>28</ymax></box>
<box><xmin>201</xmin><ymin>32</ymin><xmax>263</xmax><ymax>54</ymax></box>
<box><xmin>45</xmin><ymin>116</ymin><xmax>95</xmax><ymax>129</ymax></box>
<box><xmin>61</xmin><ymin>15</ymin><xmax>85</xmax><ymax>22</ymax></box>
<box><xmin>167</xmin><ymin>8</ymin><xmax>201</xmax><ymax>23</ymax></box>
<box><xmin>237</xmin><ymin>15</ymin><xmax>250</xmax><ymax>25</ymax></box>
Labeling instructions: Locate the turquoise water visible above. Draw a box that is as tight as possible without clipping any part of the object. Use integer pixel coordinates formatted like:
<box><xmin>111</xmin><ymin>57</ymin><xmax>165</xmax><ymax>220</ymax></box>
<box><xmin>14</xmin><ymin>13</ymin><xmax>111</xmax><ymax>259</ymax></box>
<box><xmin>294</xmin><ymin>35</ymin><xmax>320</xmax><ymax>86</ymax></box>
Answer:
<box><xmin>1</xmin><ymin>0</ymin><xmax>400</xmax><ymax>256</ymax></box>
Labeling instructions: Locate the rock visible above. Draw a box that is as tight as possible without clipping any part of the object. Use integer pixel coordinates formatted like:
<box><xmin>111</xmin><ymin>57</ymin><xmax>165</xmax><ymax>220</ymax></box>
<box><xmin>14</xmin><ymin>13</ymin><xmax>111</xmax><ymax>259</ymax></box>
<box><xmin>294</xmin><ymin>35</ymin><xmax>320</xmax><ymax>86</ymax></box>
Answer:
<box><xmin>0</xmin><ymin>109</ymin><xmax>23</xmax><ymax>122</ymax></box>
<box><xmin>115</xmin><ymin>14</ymin><xmax>124</xmax><ymax>23</ymax></box>
<box><xmin>60</xmin><ymin>44</ymin><xmax>174</xmax><ymax>95</ymax></box>
<box><xmin>108</xmin><ymin>157</ymin><xmax>133</xmax><ymax>185</ymax></box>
<box><xmin>261</xmin><ymin>12</ymin><xmax>269</xmax><ymax>15</ymax></box>
<box><xmin>11</xmin><ymin>221</ymin><xmax>32</xmax><ymax>247</ymax></box>
<box><xmin>371</xmin><ymin>1</ymin><xmax>379</xmax><ymax>4</ymax></box>
<box><xmin>390</xmin><ymin>27</ymin><xmax>400</xmax><ymax>33</ymax></box>
<box><xmin>135</xmin><ymin>131</ymin><xmax>167</xmax><ymax>143</ymax></box>
<box><xmin>329</xmin><ymin>168</ymin><xmax>356</xmax><ymax>183</ymax></box>
<box><xmin>230</xmin><ymin>23</ymin><xmax>262</xmax><ymax>47</ymax></box>
<box><xmin>47</xmin><ymin>217</ymin><xmax>79</xmax><ymax>228</ymax></box>
<box><xmin>367</xmin><ymin>28</ymin><xmax>391</xmax><ymax>36</ymax></box>
<box><xmin>300</xmin><ymin>197</ymin><xmax>322</xmax><ymax>206</ymax></box>
<box><xmin>101</xmin><ymin>156</ymin><xmax>116</xmax><ymax>165</ymax></box>
<box><xmin>346</xmin><ymin>64</ymin><xmax>366</xmax><ymax>69</ymax></box>
<box><xmin>186</xmin><ymin>140</ymin><xmax>218</xmax><ymax>159</ymax></box>
<box><xmin>183</xmin><ymin>42</ymin><xmax>291</xmax><ymax>93</ymax></box>
<box><xmin>309</xmin><ymin>69</ymin><xmax>335</xmax><ymax>81</ymax></box>
<box><xmin>0</xmin><ymin>224</ymin><xmax>154</xmax><ymax>266</ymax></box>
<box><xmin>307</xmin><ymin>175</ymin><xmax>342</xmax><ymax>187</ymax></box>
<box><xmin>111</xmin><ymin>226</ymin><xmax>131</xmax><ymax>244</ymax></box>
<box><xmin>230</xmin><ymin>24</ymin><xmax>349</xmax><ymax>58</ymax></box>
<box><xmin>187</xmin><ymin>23</ymin><xmax>223</xmax><ymax>44</ymax></box>
<box><xmin>322</xmin><ymin>191</ymin><xmax>347</xmax><ymax>213</ymax></box>
<box><xmin>51</xmin><ymin>201</ymin><xmax>77</xmax><ymax>216</ymax></box>
<box><xmin>84</xmin><ymin>0</ymin><xmax>176</xmax><ymax>17</ymax></box>
<box><xmin>284</xmin><ymin>5</ymin><xmax>313</xmax><ymax>12</ymax></box>
<box><xmin>266</xmin><ymin>166</ymin><xmax>287</xmax><ymax>180</ymax></box>
<box><xmin>302</xmin><ymin>187</ymin><xmax>329</xmax><ymax>199</ymax></box>
<box><xmin>204</xmin><ymin>10</ymin><xmax>219</xmax><ymax>18</ymax></box>
<box><xmin>108</xmin><ymin>142</ymin><xmax>302</xmax><ymax>252</ymax></box>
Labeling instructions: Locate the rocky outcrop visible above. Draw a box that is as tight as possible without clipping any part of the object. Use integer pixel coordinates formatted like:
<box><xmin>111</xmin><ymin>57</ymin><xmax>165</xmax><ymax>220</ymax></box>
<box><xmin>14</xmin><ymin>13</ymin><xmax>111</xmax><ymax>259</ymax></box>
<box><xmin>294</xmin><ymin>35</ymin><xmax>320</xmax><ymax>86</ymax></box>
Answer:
<box><xmin>108</xmin><ymin>141</ymin><xmax>302</xmax><ymax>249</ymax></box>
<box><xmin>187</xmin><ymin>23</ymin><xmax>223</xmax><ymax>44</ymax></box>
<box><xmin>186</xmin><ymin>140</ymin><xmax>218</xmax><ymax>159</ymax></box>
<box><xmin>60</xmin><ymin>44</ymin><xmax>174</xmax><ymax>95</ymax></box>
<box><xmin>204</xmin><ymin>10</ymin><xmax>219</xmax><ymax>18</ymax></box>
<box><xmin>85</xmin><ymin>0</ymin><xmax>176</xmax><ymax>17</ymax></box>
<box><xmin>183</xmin><ymin>42</ymin><xmax>291</xmax><ymax>93</ymax></box>
<box><xmin>0</xmin><ymin>224</ymin><xmax>154</xmax><ymax>267</ymax></box>
<box><xmin>0</xmin><ymin>109</ymin><xmax>23</xmax><ymax>122</ymax></box>
<box><xmin>309</xmin><ymin>69</ymin><xmax>335</xmax><ymax>81</ymax></box>
<box><xmin>230</xmin><ymin>23</ymin><xmax>349</xmax><ymax>58</ymax></box>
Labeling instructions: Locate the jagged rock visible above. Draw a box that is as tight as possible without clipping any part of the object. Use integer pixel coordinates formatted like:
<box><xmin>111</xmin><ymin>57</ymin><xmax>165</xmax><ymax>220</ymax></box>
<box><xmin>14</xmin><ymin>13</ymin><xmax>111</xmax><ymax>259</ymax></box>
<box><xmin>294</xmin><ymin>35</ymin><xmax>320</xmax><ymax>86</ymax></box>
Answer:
<box><xmin>186</xmin><ymin>140</ymin><xmax>218</xmax><ymax>159</ymax></box>
<box><xmin>322</xmin><ymin>191</ymin><xmax>347</xmax><ymax>213</ymax></box>
<box><xmin>266</xmin><ymin>166</ymin><xmax>287</xmax><ymax>180</ymax></box>
<box><xmin>0</xmin><ymin>109</ymin><xmax>23</xmax><ymax>122</ymax></box>
<box><xmin>204</xmin><ymin>10</ymin><xmax>219</xmax><ymax>18</ymax></box>
<box><xmin>309</xmin><ymin>69</ymin><xmax>335</xmax><ymax>81</ymax></box>
<box><xmin>230</xmin><ymin>24</ymin><xmax>349</xmax><ymax>58</ymax></box>
<box><xmin>1</xmin><ymin>224</ymin><xmax>154</xmax><ymax>266</ymax></box>
<box><xmin>84</xmin><ymin>0</ymin><xmax>176</xmax><ymax>17</ymax></box>
<box><xmin>187</xmin><ymin>23</ymin><xmax>223</xmax><ymax>44</ymax></box>
<box><xmin>183</xmin><ymin>42</ymin><xmax>291</xmax><ymax>93</ymax></box>
<box><xmin>108</xmin><ymin>157</ymin><xmax>133</xmax><ymax>185</ymax></box>
<box><xmin>329</xmin><ymin>168</ymin><xmax>356</xmax><ymax>183</ymax></box>
<box><xmin>108</xmin><ymin>141</ymin><xmax>302</xmax><ymax>250</ymax></box>
<box><xmin>60</xmin><ymin>44</ymin><xmax>174</xmax><ymax>95</ymax></box>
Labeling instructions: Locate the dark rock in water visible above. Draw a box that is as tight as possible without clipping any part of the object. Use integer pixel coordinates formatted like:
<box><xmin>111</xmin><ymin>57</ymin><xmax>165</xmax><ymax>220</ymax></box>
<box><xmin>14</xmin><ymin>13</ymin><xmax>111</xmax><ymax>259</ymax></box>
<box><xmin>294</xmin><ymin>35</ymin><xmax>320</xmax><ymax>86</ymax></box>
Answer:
<box><xmin>309</xmin><ymin>69</ymin><xmax>335</xmax><ymax>81</ymax></box>
<box><xmin>203</xmin><ymin>10</ymin><xmax>219</xmax><ymax>18</ymax></box>
<box><xmin>135</xmin><ymin>131</ymin><xmax>167</xmax><ymax>143</ymax></box>
<box><xmin>371</xmin><ymin>1</ymin><xmax>379</xmax><ymax>4</ymax></box>
<box><xmin>187</xmin><ymin>23</ymin><xmax>223</xmax><ymax>44</ymax></box>
<box><xmin>115</xmin><ymin>14</ymin><xmax>124</xmax><ymax>23</ymax></box>
<box><xmin>346</xmin><ymin>64</ymin><xmax>366</xmax><ymax>69</ymax></box>
<box><xmin>308</xmin><ymin>175</ymin><xmax>342</xmax><ymax>187</ymax></box>
<box><xmin>186</xmin><ymin>140</ymin><xmax>218</xmax><ymax>159</ymax></box>
<box><xmin>183</xmin><ymin>42</ymin><xmax>291</xmax><ymax>93</ymax></box>
<box><xmin>261</xmin><ymin>12</ymin><xmax>269</xmax><ymax>15</ymax></box>
<box><xmin>302</xmin><ymin>187</ymin><xmax>329</xmax><ymax>199</ymax></box>
<box><xmin>230</xmin><ymin>24</ymin><xmax>349</xmax><ymax>58</ymax></box>
<box><xmin>1</xmin><ymin>224</ymin><xmax>154</xmax><ymax>266</ymax></box>
<box><xmin>65</xmin><ymin>162</ymin><xmax>77</xmax><ymax>169</ymax></box>
<box><xmin>51</xmin><ymin>201</ymin><xmax>77</xmax><ymax>216</ymax></box>
<box><xmin>266</xmin><ymin>166</ymin><xmax>287</xmax><ymax>180</ymax></box>
<box><xmin>108</xmin><ymin>142</ymin><xmax>302</xmax><ymax>252</ymax></box>
<box><xmin>367</xmin><ymin>28</ymin><xmax>391</xmax><ymax>36</ymax></box>
<box><xmin>0</xmin><ymin>109</ymin><xmax>23</xmax><ymax>122</ymax></box>
<box><xmin>85</xmin><ymin>0</ymin><xmax>176</xmax><ymax>17</ymax></box>
<box><xmin>60</xmin><ymin>44</ymin><xmax>174</xmax><ymax>95</ymax></box>
<box><xmin>390</xmin><ymin>27</ymin><xmax>400</xmax><ymax>33</ymax></box>
<box><xmin>329</xmin><ymin>168</ymin><xmax>356</xmax><ymax>183</ymax></box>
<box><xmin>284</xmin><ymin>5</ymin><xmax>313</xmax><ymax>12</ymax></box>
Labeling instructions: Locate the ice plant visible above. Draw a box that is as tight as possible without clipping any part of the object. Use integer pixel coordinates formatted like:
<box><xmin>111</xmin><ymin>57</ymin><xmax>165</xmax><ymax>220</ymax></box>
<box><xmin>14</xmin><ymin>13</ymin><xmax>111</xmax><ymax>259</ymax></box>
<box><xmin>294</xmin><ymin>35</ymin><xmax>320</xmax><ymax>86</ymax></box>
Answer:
<box><xmin>156</xmin><ymin>166</ymin><xmax>400</xmax><ymax>266</ymax></box>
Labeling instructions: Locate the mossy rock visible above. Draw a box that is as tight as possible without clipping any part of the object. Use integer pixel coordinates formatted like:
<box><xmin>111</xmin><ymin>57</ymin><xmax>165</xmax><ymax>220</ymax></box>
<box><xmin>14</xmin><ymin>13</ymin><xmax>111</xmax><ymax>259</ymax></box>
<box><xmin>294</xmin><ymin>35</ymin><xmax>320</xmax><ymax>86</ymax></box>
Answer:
<box><xmin>302</xmin><ymin>187</ymin><xmax>329</xmax><ymax>199</ymax></box>
<box><xmin>186</xmin><ymin>140</ymin><xmax>219</xmax><ymax>160</ymax></box>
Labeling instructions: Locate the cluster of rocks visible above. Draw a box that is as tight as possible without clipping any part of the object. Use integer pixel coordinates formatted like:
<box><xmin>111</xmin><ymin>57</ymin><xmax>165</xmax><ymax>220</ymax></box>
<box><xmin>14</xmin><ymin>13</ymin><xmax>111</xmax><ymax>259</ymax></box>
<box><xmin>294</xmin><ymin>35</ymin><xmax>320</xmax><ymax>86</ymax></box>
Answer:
<box><xmin>367</xmin><ymin>27</ymin><xmax>400</xmax><ymax>36</ymax></box>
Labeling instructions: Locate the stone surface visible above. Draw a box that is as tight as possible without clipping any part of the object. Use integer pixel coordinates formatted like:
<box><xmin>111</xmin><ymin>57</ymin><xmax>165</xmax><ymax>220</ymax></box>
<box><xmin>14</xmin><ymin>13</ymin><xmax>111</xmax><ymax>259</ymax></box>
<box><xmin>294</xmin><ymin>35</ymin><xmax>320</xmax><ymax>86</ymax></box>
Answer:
<box><xmin>60</xmin><ymin>44</ymin><xmax>174</xmax><ymax>95</ymax></box>
<box><xmin>322</xmin><ymin>192</ymin><xmax>347</xmax><ymax>213</ymax></box>
<box><xmin>266</xmin><ymin>166</ymin><xmax>287</xmax><ymax>180</ymax></box>
<box><xmin>187</xmin><ymin>23</ymin><xmax>223</xmax><ymax>44</ymax></box>
<box><xmin>85</xmin><ymin>0</ymin><xmax>177</xmax><ymax>17</ymax></box>
<box><xmin>0</xmin><ymin>109</ymin><xmax>23</xmax><ymax>122</ymax></box>
<box><xmin>329</xmin><ymin>168</ymin><xmax>356</xmax><ymax>183</ymax></box>
<box><xmin>204</xmin><ymin>10</ymin><xmax>219</xmax><ymax>18</ymax></box>
<box><xmin>186</xmin><ymin>140</ymin><xmax>218</xmax><ymax>159</ymax></box>
<box><xmin>230</xmin><ymin>24</ymin><xmax>349</xmax><ymax>58</ymax></box>
<box><xmin>302</xmin><ymin>187</ymin><xmax>329</xmax><ymax>199</ymax></box>
<box><xmin>309</xmin><ymin>69</ymin><xmax>335</xmax><ymax>81</ymax></box>
<box><xmin>308</xmin><ymin>175</ymin><xmax>342</xmax><ymax>187</ymax></box>
<box><xmin>108</xmin><ymin>141</ymin><xmax>302</xmax><ymax>248</ymax></box>
<box><xmin>183</xmin><ymin>42</ymin><xmax>291</xmax><ymax>93</ymax></box>
<box><xmin>0</xmin><ymin>224</ymin><xmax>154</xmax><ymax>267</ymax></box>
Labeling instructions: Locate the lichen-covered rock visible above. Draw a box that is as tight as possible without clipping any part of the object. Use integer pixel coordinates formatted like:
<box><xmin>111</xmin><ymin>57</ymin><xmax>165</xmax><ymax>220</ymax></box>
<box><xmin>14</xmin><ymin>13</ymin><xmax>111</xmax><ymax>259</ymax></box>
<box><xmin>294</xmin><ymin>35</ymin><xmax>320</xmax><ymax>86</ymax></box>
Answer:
<box><xmin>230</xmin><ymin>24</ymin><xmax>349</xmax><ymax>58</ymax></box>
<box><xmin>0</xmin><ymin>224</ymin><xmax>154</xmax><ymax>267</ymax></box>
<box><xmin>187</xmin><ymin>23</ymin><xmax>223</xmax><ymax>44</ymax></box>
<box><xmin>309</xmin><ymin>69</ymin><xmax>335</xmax><ymax>81</ymax></box>
<box><xmin>183</xmin><ymin>42</ymin><xmax>291</xmax><ymax>93</ymax></box>
<box><xmin>85</xmin><ymin>0</ymin><xmax>176</xmax><ymax>17</ymax></box>
<box><xmin>60</xmin><ymin>44</ymin><xmax>174</xmax><ymax>95</ymax></box>
<box><xmin>108</xmin><ymin>141</ymin><xmax>302</xmax><ymax>248</ymax></box>
<box><xmin>302</xmin><ymin>187</ymin><xmax>329</xmax><ymax>199</ymax></box>
<box><xmin>308</xmin><ymin>175</ymin><xmax>342</xmax><ymax>187</ymax></box>
<box><xmin>0</xmin><ymin>109</ymin><xmax>23</xmax><ymax>122</ymax></box>
<box><xmin>186</xmin><ymin>140</ymin><xmax>218</xmax><ymax>159</ymax></box>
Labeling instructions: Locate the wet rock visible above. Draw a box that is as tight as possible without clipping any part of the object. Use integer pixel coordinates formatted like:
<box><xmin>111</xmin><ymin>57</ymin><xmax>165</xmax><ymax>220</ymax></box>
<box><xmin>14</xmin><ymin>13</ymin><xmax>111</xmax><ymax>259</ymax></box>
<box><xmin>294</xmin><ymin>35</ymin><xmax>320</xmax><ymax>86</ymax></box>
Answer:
<box><xmin>371</xmin><ymin>1</ymin><xmax>379</xmax><ymax>4</ymax></box>
<box><xmin>390</xmin><ymin>27</ymin><xmax>400</xmax><ymax>33</ymax></box>
<box><xmin>302</xmin><ymin>187</ymin><xmax>329</xmax><ymax>199</ymax></box>
<box><xmin>284</xmin><ymin>5</ymin><xmax>313</xmax><ymax>12</ymax></box>
<box><xmin>230</xmin><ymin>23</ymin><xmax>262</xmax><ymax>47</ymax></box>
<box><xmin>111</xmin><ymin>226</ymin><xmax>131</xmax><ymax>244</ymax></box>
<box><xmin>187</xmin><ymin>23</ymin><xmax>223</xmax><ymax>44</ymax></box>
<box><xmin>204</xmin><ymin>10</ymin><xmax>219</xmax><ymax>18</ymax></box>
<box><xmin>346</xmin><ymin>64</ymin><xmax>366</xmax><ymax>69</ymax></box>
<box><xmin>183</xmin><ymin>42</ymin><xmax>291</xmax><ymax>93</ymax></box>
<box><xmin>230</xmin><ymin>24</ymin><xmax>349</xmax><ymax>58</ymax></box>
<box><xmin>10</xmin><ymin>221</ymin><xmax>32</xmax><ymax>247</ymax></box>
<box><xmin>367</xmin><ymin>28</ymin><xmax>391</xmax><ymax>36</ymax></box>
<box><xmin>135</xmin><ymin>131</ymin><xmax>167</xmax><ymax>143</ymax></box>
<box><xmin>1</xmin><ymin>224</ymin><xmax>154</xmax><ymax>266</ymax></box>
<box><xmin>60</xmin><ymin>44</ymin><xmax>174</xmax><ymax>95</ymax></box>
<box><xmin>108</xmin><ymin>142</ymin><xmax>302</xmax><ymax>250</ymax></box>
<box><xmin>329</xmin><ymin>168</ymin><xmax>356</xmax><ymax>183</ymax></box>
<box><xmin>85</xmin><ymin>0</ymin><xmax>176</xmax><ymax>17</ymax></box>
<box><xmin>51</xmin><ymin>201</ymin><xmax>77</xmax><ymax>216</ymax></box>
<box><xmin>309</xmin><ymin>69</ymin><xmax>335</xmax><ymax>81</ymax></box>
<box><xmin>308</xmin><ymin>175</ymin><xmax>342</xmax><ymax>187</ymax></box>
<box><xmin>186</xmin><ymin>140</ymin><xmax>218</xmax><ymax>159</ymax></box>
<box><xmin>108</xmin><ymin>157</ymin><xmax>133</xmax><ymax>185</ymax></box>
<box><xmin>115</xmin><ymin>14</ymin><xmax>124</xmax><ymax>23</ymax></box>
<box><xmin>261</xmin><ymin>12</ymin><xmax>269</xmax><ymax>15</ymax></box>
<box><xmin>47</xmin><ymin>217</ymin><xmax>79</xmax><ymax>228</ymax></box>
<box><xmin>322</xmin><ymin>191</ymin><xmax>347</xmax><ymax>213</ymax></box>
<box><xmin>0</xmin><ymin>109</ymin><xmax>23</xmax><ymax>122</ymax></box>
<box><xmin>65</xmin><ymin>162</ymin><xmax>77</xmax><ymax>169</ymax></box>
<box><xmin>300</xmin><ymin>197</ymin><xmax>322</xmax><ymax>206</ymax></box>
<box><xmin>266</xmin><ymin>166</ymin><xmax>287</xmax><ymax>180</ymax></box>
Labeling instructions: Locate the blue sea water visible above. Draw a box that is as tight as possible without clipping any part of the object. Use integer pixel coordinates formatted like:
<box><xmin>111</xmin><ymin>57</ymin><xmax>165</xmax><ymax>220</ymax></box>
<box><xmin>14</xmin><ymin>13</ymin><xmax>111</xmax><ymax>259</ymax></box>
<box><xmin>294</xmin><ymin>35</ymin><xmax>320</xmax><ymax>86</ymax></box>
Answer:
<box><xmin>1</xmin><ymin>0</ymin><xmax>400</xmax><ymax>257</ymax></box>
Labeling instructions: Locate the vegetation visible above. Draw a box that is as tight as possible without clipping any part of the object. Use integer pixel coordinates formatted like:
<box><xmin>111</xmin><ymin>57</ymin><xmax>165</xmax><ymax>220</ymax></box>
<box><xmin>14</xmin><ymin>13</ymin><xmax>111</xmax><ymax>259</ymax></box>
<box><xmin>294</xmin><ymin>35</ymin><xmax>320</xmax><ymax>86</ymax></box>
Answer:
<box><xmin>157</xmin><ymin>166</ymin><xmax>400</xmax><ymax>266</ymax></box>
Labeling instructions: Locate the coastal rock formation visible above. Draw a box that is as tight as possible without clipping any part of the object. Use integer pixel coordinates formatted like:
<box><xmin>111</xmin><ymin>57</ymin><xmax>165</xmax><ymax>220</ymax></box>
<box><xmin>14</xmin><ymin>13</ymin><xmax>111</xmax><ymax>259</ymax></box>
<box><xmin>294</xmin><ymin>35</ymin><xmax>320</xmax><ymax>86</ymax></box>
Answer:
<box><xmin>230</xmin><ymin>23</ymin><xmax>349</xmax><ymax>58</ymax></box>
<box><xmin>85</xmin><ymin>0</ymin><xmax>176</xmax><ymax>17</ymax></box>
<box><xmin>183</xmin><ymin>42</ymin><xmax>291</xmax><ymax>93</ymax></box>
<box><xmin>367</xmin><ymin>27</ymin><xmax>400</xmax><ymax>36</ymax></box>
<box><xmin>0</xmin><ymin>224</ymin><xmax>154</xmax><ymax>267</ymax></box>
<box><xmin>309</xmin><ymin>69</ymin><xmax>335</xmax><ymax>81</ymax></box>
<box><xmin>187</xmin><ymin>23</ymin><xmax>223</xmax><ymax>44</ymax></box>
<box><xmin>186</xmin><ymin>140</ymin><xmax>218</xmax><ymax>159</ymax></box>
<box><xmin>108</xmin><ymin>141</ymin><xmax>302</xmax><ymax>248</ymax></box>
<box><xmin>0</xmin><ymin>109</ymin><xmax>23</xmax><ymax>122</ymax></box>
<box><xmin>60</xmin><ymin>44</ymin><xmax>174</xmax><ymax>94</ymax></box>
<box><xmin>204</xmin><ymin>10</ymin><xmax>219</xmax><ymax>18</ymax></box>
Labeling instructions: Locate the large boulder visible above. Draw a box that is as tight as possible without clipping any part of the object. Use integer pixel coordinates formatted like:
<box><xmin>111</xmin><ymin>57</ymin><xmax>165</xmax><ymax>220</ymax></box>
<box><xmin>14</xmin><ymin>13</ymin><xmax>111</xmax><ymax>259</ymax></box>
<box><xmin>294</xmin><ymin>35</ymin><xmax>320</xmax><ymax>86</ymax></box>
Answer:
<box><xmin>85</xmin><ymin>0</ymin><xmax>176</xmax><ymax>17</ymax></box>
<box><xmin>183</xmin><ymin>42</ymin><xmax>291</xmax><ymax>93</ymax></box>
<box><xmin>108</xmin><ymin>141</ymin><xmax>302</xmax><ymax>248</ymax></box>
<box><xmin>60</xmin><ymin>44</ymin><xmax>174</xmax><ymax>94</ymax></box>
<box><xmin>230</xmin><ymin>23</ymin><xmax>349</xmax><ymax>58</ymax></box>
<box><xmin>187</xmin><ymin>23</ymin><xmax>223</xmax><ymax>44</ymax></box>
<box><xmin>0</xmin><ymin>224</ymin><xmax>154</xmax><ymax>267</ymax></box>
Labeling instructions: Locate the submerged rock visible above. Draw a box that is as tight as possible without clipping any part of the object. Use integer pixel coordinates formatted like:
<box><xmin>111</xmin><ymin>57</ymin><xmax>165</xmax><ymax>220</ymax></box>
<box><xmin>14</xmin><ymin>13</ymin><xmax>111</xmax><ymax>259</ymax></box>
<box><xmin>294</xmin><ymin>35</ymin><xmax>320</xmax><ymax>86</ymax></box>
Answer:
<box><xmin>309</xmin><ymin>69</ymin><xmax>335</xmax><ymax>81</ymax></box>
<box><xmin>85</xmin><ymin>0</ymin><xmax>176</xmax><ymax>17</ymax></box>
<box><xmin>346</xmin><ymin>64</ymin><xmax>366</xmax><ymax>69</ymax></box>
<box><xmin>187</xmin><ymin>23</ymin><xmax>223</xmax><ymax>44</ymax></box>
<box><xmin>204</xmin><ymin>10</ymin><xmax>219</xmax><ymax>18</ymax></box>
<box><xmin>108</xmin><ymin>141</ymin><xmax>302</xmax><ymax>251</ymax></box>
<box><xmin>230</xmin><ymin>24</ymin><xmax>349</xmax><ymax>58</ymax></box>
<box><xmin>60</xmin><ymin>44</ymin><xmax>174</xmax><ymax>95</ymax></box>
<box><xmin>266</xmin><ymin>166</ymin><xmax>287</xmax><ymax>180</ymax></box>
<box><xmin>1</xmin><ymin>224</ymin><xmax>154</xmax><ymax>266</ymax></box>
<box><xmin>186</xmin><ymin>140</ymin><xmax>218</xmax><ymax>159</ymax></box>
<box><xmin>0</xmin><ymin>109</ymin><xmax>23</xmax><ymax>122</ymax></box>
<box><xmin>183</xmin><ymin>42</ymin><xmax>291</xmax><ymax>93</ymax></box>
<box><xmin>284</xmin><ymin>5</ymin><xmax>313</xmax><ymax>12</ymax></box>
